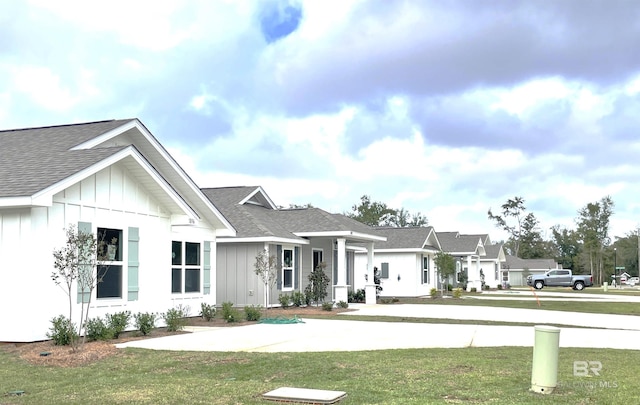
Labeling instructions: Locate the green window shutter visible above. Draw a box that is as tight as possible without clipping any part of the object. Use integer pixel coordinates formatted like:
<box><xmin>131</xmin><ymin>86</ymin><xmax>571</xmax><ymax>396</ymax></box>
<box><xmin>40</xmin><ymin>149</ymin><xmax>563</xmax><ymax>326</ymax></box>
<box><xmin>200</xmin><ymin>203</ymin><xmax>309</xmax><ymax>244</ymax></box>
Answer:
<box><xmin>294</xmin><ymin>246</ymin><xmax>300</xmax><ymax>289</ymax></box>
<box><xmin>381</xmin><ymin>262</ymin><xmax>389</xmax><ymax>279</ymax></box>
<box><xmin>127</xmin><ymin>227</ymin><xmax>139</xmax><ymax>301</ymax></box>
<box><xmin>203</xmin><ymin>241</ymin><xmax>211</xmax><ymax>295</ymax></box>
<box><xmin>276</xmin><ymin>245</ymin><xmax>282</xmax><ymax>290</ymax></box>
<box><xmin>77</xmin><ymin>221</ymin><xmax>92</xmax><ymax>303</ymax></box>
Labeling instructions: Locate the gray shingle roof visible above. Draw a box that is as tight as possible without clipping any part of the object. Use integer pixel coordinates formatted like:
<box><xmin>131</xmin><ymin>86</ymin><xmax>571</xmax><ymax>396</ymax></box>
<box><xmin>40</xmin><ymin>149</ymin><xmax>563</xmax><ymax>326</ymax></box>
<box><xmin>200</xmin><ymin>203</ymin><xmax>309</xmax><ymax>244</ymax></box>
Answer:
<box><xmin>436</xmin><ymin>232</ymin><xmax>483</xmax><ymax>254</ymax></box>
<box><xmin>201</xmin><ymin>187</ymin><xmax>298</xmax><ymax>239</ymax></box>
<box><xmin>0</xmin><ymin>119</ymin><xmax>133</xmax><ymax>197</ymax></box>
<box><xmin>202</xmin><ymin>187</ymin><xmax>380</xmax><ymax>241</ymax></box>
<box><xmin>365</xmin><ymin>227</ymin><xmax>437</xmax><ymax>250</ymax></box>
<box><xmin>504</xmin><ymin>255</ymin><xmax>559</xmax><ymax>270</ymax></box>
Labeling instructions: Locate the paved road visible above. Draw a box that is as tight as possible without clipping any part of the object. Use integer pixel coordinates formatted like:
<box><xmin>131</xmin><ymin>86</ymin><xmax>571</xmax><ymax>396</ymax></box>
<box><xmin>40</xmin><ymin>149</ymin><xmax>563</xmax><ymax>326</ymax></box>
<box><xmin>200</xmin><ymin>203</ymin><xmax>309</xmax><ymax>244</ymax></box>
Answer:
<box><xmin>116</xmin><ymin>300</ymin><xmax>640</xmax><ymax>353</ymax></box>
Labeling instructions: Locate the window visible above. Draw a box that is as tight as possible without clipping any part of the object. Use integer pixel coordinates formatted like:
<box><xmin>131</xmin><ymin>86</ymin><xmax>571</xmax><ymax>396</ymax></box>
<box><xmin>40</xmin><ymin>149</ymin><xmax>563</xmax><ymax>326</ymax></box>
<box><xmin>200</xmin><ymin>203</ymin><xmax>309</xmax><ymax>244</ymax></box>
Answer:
<box><xmin>97</xmin><ymin>228</ymin><xmax>123</xmax><ymax>299</ymax></box>
<box><xmin>312</xmin><ymin>249</ymin><xmax>323</xmax><ymax>272</ymax></box>
<box><xmin>422</xmin><ymin>256</ymin><xmax>430</xmax><ymax>284</ymax></box>
<box><xmin>282</xmin><ymin>247</ymin><xmax>294</xmax><ymax>290</ymax></box>
<box><xmin>172</xmin><ymin>241</ymin><xmax>201</xmax><ymax>293</ymax></box>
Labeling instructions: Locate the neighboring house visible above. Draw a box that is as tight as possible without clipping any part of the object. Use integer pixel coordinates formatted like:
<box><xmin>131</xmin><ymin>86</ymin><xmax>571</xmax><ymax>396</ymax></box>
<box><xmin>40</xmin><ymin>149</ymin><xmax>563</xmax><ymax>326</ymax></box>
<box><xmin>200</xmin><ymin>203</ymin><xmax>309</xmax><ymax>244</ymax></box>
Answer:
<box><xmin>0</xmin><ymin>119</ymin><xmax>235</xmax><ymax>342</ymax></box>
<box><xmin>436</xmin><ymin>232</ymin><xmax>487</xmax><ymax>291</ymax></box>
<box><xmin>478</xmin><ymin>243</ymin><xmax>506</xmax><ymax>289</ymax></box>
<box><xmin>501</xmin><ymin>256</ymin><xmax>561</xmax><ymax>286</ymax></box>
<box><xmin>201</xmin><ymin>187</ymin><xmax>385</xmax><ymax>307</ymax></box>
<box><xmin>353</xmin><ymin>227</ymin><xmax>441</xmax><ymax>297</ymax></box>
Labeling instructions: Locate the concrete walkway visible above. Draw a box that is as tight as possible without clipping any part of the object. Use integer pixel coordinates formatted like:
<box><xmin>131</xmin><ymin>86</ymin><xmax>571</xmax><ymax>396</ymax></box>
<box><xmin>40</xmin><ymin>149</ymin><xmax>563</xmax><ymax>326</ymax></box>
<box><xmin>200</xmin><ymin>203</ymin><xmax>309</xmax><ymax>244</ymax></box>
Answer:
<box><xmin>116</xmin><ymin>302</ymin><xmax>640</xmax><ymax>353</ymax></box>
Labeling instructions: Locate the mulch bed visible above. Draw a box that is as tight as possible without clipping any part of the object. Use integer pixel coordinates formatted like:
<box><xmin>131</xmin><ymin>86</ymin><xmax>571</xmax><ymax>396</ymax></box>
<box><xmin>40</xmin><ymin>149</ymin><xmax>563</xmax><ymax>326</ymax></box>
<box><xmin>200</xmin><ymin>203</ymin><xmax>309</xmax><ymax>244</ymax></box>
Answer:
<box><xmin>2</xmin><ymin>306</ymin><xmax>352</xmax><ymax>368</ymax></box>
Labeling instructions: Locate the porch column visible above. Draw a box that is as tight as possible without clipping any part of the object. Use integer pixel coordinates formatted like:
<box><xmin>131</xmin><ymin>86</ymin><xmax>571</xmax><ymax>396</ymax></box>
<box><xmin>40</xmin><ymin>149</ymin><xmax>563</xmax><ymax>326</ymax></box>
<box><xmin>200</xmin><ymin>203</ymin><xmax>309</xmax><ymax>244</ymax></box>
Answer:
<box><xmin>365</xmin><ymin>242</ymin><xmax>377</xmax><ymax>304</ymax></box>
<box><xmin>334</xmin><ymin>238</ymin><xmax>348</xmax><ymax>304</ymax></box>
<box><xmin>476</xmin><ymin>255</ymin><xmax>481</xmax><ymax>290</ymax></box>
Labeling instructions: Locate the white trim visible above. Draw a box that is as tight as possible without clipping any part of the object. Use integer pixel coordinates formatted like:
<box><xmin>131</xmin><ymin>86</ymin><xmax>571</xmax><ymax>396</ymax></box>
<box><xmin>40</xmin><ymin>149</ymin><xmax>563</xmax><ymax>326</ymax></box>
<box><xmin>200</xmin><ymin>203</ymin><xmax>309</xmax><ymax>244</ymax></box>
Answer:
<box><xmin>217</xmin><ymin>236</ymin><xmax>309</xmax><ymax>245</ymax></box>
<box><xmin>33</xmin><ymin>147</ymin><xmax>200</xmax><ymax>221</ymax></box>
<box><xmin>71</xmin><ymin>119</ymin><xmax>235</xmax><ymax>236</ymax></box>
<box><xmin>294</xmin><ymin>230</ymin><xmax>386</xmax><ymax>242</ymax></box>
<box><xmin>238</xmin><ymin>186</ymin><xmax>278</xmax><ymax>209</ymax></box>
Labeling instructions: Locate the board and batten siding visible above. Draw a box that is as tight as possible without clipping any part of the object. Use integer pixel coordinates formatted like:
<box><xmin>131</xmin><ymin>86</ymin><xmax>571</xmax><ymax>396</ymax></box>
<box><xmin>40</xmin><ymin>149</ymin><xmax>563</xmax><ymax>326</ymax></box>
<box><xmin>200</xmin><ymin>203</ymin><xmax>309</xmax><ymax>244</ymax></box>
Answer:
<box><xmin>0</xmin><ymin>162</ymin><xmax>216</xmax><ymax>342</ymax></box>
<box><xmin>216</xmin><ymin>243</ymin><xmax>265</xmax><ymax>307</ymax></box>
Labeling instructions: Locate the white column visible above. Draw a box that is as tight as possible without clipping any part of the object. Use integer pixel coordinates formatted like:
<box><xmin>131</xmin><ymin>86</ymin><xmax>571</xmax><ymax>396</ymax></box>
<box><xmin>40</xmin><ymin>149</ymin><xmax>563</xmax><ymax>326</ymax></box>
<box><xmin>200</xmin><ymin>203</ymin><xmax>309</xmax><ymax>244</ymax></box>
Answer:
<box><xmin>466</xmin><ymin>255</ymin><xmax>473</xmax><ymax>292</ymax></box>
<box><xmin>365</xmin><ymin>242</ymin><xmax>377</xmax><ymax>304</ymax></box>
<box><xmin>334</xmin><ymin>238</ymin><xmax>348</xmax><ymax>303</ymax></box>
<box><xmin>476</xmin><ymin>255</ymin><xmax>481</xmax><ymax>290</ymax></box>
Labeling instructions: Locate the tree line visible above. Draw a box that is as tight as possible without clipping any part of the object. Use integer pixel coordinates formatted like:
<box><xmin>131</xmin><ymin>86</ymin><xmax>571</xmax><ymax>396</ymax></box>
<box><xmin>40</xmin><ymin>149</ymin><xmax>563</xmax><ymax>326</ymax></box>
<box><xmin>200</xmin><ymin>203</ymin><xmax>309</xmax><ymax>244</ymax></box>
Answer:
<box><xmin>489</xmin><ymin>195</ymin><xmax>639</xmax><ymax>285</ymax></box>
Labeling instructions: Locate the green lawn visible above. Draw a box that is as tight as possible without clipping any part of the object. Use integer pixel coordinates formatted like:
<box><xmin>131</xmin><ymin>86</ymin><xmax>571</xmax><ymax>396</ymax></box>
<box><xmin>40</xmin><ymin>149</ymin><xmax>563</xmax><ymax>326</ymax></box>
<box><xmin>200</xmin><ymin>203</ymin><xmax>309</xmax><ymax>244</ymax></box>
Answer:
<box><xmin>1</xmin><ymin>346</ymin><xmax>636</xmax><ymax>404</ymax></box>
<box><xmin>398</xmin><ymin>296</ymin><xmax>640</xmax><ymax>316</ymax></box>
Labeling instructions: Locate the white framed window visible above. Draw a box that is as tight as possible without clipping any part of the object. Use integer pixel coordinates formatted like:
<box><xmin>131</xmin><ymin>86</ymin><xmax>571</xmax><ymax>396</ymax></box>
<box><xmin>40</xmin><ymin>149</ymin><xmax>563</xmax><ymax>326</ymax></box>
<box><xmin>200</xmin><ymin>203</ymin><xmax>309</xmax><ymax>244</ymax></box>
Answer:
<box><xmin>312</xmin><ymin>249</ymin><xmax>324</xmax><ymax>271</ymax></box>
<box><xmin>97</xmin><ymin>227</ymin><xmax>123</xmax><ymax>299</ymax></box>
<box><xmin>422</xmin><ymin>255</ymin><xmax>430</xmax><ymax>284</ymax></box>
<box><xmin>282</xmin><ymin>247</ymin><xmax>294</xmax><ymax>290</ymax></box>
<box><xmin>172</xmin><ymin>241</ymin><xmax>201</xmax><ymax>293</ymax></box>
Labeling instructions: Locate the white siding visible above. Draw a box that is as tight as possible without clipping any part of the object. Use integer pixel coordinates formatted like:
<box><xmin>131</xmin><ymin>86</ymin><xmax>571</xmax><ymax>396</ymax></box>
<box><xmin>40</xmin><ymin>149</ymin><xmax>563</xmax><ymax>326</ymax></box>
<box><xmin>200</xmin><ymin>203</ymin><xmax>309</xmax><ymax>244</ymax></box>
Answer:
<box><xmin>0</xmin><ymin>162</ymin><xmax>216</xmax><ymax>342</ymax></box>
<box><xmin>354</xmin><ymin>251</ymin><xmax>436</xmax><ymax>297</ymax></box>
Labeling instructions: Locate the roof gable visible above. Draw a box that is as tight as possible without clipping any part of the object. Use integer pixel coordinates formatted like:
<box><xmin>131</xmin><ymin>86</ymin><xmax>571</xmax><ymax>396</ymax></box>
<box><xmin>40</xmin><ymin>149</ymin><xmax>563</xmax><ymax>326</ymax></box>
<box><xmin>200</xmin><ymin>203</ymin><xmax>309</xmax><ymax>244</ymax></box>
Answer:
<box><xmin>0</xmin><ymin>119</ymin><xmax>234</xmax><ymax>235</ymax></box>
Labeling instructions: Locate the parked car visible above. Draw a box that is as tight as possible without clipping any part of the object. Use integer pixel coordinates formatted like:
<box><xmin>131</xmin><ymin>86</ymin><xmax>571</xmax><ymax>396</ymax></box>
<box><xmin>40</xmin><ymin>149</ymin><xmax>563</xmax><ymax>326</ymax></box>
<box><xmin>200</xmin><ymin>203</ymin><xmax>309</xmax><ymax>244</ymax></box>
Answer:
<box><xmin>526</xmin><ymin>270</ymin><xmax>593</xmax><ymax>291</ymax></box>
<box><xmin>626</xmin><ymin>277</ymin><xmax>639</xmax><ymax>286</ymax></box>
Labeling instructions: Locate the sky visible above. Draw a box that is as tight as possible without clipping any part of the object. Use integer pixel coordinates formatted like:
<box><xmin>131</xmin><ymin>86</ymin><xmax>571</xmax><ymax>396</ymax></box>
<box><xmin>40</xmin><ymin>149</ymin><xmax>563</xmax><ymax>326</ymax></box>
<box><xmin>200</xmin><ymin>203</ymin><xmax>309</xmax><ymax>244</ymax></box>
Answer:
<box><xmin>2</xmin><ymin>0</ymin><xmax>640</xmax><ymax>243</ymax></box>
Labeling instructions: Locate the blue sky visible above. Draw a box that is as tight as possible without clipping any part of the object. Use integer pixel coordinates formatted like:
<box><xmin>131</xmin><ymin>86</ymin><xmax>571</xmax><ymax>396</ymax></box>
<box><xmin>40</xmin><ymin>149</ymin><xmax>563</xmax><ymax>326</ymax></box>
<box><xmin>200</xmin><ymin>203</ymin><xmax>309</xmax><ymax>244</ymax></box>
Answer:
<box><xmin>3</xmin><ymin>0</ymin><xmax>640</xmax><ymax>242</ymax></box>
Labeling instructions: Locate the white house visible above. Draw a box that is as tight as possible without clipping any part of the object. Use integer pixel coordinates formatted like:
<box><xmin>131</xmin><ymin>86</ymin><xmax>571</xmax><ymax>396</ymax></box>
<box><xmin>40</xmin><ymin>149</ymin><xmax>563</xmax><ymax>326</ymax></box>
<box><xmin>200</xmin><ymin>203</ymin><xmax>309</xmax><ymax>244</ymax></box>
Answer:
<box><xmin>201</xmin><ymin>186</ymin><xmax>385</xmax><ymax>307</ymax></box>
<box><xmin>353</xmin><ymin>227</ymin><xmax>441</xmax><ymax>297</ymax></box>
<box><xmin>0</xmin><ymin>119</ymin><xmax>235</xmax><ymax>342</ymax></box>
<box><xmin>436</xmin><ymin>232</ymin><xmax>487</xmax><ymax>291</ymax></box>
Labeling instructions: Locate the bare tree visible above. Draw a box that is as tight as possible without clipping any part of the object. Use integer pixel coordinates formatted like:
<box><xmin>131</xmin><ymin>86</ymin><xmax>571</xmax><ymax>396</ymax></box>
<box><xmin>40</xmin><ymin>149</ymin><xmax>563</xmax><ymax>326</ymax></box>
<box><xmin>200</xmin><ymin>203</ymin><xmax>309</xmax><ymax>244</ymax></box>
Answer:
<box><xmin>254</xmin><ymin>249</ymin><xmax>279</xmax><ymax>309</ymax></box>
<box><xmin>52</xmin><ymin>224</ymin><xmax>113</xmax><ymax>348</ymax></box>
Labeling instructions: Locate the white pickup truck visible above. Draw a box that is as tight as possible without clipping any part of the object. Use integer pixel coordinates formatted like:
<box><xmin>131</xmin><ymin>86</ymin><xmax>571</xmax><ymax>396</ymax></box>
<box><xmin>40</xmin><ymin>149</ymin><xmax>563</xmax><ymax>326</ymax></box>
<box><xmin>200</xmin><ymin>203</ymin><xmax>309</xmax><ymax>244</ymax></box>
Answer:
<box><xmin>526</xmin><ymin>269</ymin><xmax>593</xmax><ymax>291</ymax></box>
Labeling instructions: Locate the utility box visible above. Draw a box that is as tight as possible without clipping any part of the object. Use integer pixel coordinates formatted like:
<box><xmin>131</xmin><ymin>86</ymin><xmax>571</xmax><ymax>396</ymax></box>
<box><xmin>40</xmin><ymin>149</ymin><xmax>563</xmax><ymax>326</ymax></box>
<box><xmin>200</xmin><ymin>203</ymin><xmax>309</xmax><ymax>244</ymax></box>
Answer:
<box><xmin>531</xmin><ymin>325</ymin><xmax>561</xmax><ymax>394</ymax></box>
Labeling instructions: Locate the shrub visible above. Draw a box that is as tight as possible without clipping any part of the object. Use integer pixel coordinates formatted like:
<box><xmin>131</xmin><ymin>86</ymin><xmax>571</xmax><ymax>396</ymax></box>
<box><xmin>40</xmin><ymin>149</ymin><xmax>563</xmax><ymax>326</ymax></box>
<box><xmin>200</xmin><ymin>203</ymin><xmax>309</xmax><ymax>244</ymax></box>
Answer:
<box><xmin>348</xmin><ymin>289</ymin><xmax>365</xmax><ymax>303</ymax></box>
<box><xmin>447</xmin><ymin>284</ymin><xmax>453</xmax><ymax>291</ymax></box>
<box><xmin>453</xmin><ymin>288</ymin><xmax>463</xmax><ymax>299</ymax></box>
<box><xmin>244</xmin><ymin>305</ymin><xmax>262</xmax><ymax>321</ymax></box>
<box><xmin>47</xmin><ymin>315</ymin><xmax>77</xmax><ymax>346</ymax></box>
<box><xmin>278</xmin><ymin>293</ymin><xmax>291</xmax><ymax>309</ymax></box>
<box><xmin>337</xmin><ymin>300</ymin><xmax>349</xmax><ymax>309</ymax></box>
<box><xmin>85</xmin><ymin>317</ymin><xmax>112</xmax><ymax>341</ymax></box>
<box><xmin>291</xmin><ymin>291</ymin><xmax>305</xmax><ymax>307</ymax></box>
<box><xmin>134</xmin><ymin>312</ymin><xmax>156</xmax><ymax>336</ymax></box>
<box><xmin>200</xmin><ymin>302</ymin><xmax>217</xmax><ymax>321</ymax></box>
<box><xmin>304</xmin><ymin>290</ymin><xmax>313</xmax><ymax>306</ymax></box>
<box><xmin>430</xmin><ymin>288</ymin><xmax>438</xmax><ymax>299</ymax></box>
<box><xmin>497</xmin><ymin>284</ymin><xmax>503</xmax><ymax>290</ymax></box>
<box><xmin>470</xmin><ymin>287</ymin><xmax>477</xmax><ymax>293</ymax></box>
<box><xmin>163</xmin><ymin>304</ymin><xmax>189</xmax><ymax>332</ymax></box>
<box><xmin>106</xmin><ymin>311</ymin><xmax>131</xmax><ymax>338</ymax></box>
<box><xmin>322</xmin><ymin>302</ymin><xmax>333</xmax><ymax>311</ymax></box>
<box><xmin>221</xmin><ymin>301</ymin><xmax>241</xmax><ymax>323</ymax></box>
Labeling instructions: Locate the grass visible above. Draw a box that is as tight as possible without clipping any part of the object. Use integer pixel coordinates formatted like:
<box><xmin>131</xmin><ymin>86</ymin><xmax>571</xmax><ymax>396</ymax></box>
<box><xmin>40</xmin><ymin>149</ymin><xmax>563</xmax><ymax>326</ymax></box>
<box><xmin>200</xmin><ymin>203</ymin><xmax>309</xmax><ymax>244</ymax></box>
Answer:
<box><xmin>398</xmin><ymin>296</ymin><xmax>640</xmax><ymax>316</ymax></box>
<box><xmin>1</xmin><ymin>346</ymin><xmax>637</xmax><ymax>404</ymax></box>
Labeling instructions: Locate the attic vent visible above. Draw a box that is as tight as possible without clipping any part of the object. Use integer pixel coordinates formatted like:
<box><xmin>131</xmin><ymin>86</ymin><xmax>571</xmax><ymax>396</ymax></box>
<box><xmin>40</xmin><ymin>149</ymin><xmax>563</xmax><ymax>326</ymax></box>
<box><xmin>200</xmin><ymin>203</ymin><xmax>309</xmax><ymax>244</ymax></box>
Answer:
<box><xmin>189</xmin><ymin>218</ymin><xmax>195</xmax><ymax>224</ymax></box>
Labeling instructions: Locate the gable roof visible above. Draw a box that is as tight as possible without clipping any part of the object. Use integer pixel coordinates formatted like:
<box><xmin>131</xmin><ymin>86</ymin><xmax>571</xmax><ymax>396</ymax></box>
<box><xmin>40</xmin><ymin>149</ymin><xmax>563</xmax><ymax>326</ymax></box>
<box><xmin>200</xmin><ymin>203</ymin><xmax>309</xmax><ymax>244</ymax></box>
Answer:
<box><xmin>503</xmin><ymin>255</ymin><xmax>560</xmax><ymax>271</ymax></box>
<box><xmin>482</xmin><ymin>244</ymin><xmax>506</xmax><ymax>261</ymax></box>
<box><xmin>202</xmin><ymin>186</ymin><xmax>385</xmax><ymax>244</ymax></box>
<box><xmin>0</xmin><ymin>119</ymin><xmax>234</xmax><ymax>235</ymax></box>
<box><xmin>436</xmin><ymin>231</ymin><xmax>486</xmax><ymax>256</ymax></box>
<box><xmin>362</xmin><ymin>226</ymin><xmax>441</xmax><ymax>252</ymax></box>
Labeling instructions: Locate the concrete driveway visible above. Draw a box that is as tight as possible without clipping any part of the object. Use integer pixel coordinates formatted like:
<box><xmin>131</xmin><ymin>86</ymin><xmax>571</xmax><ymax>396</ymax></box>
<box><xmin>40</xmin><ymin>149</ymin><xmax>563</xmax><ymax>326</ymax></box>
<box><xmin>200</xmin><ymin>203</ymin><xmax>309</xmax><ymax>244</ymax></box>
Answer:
<box><xmin>116</xmin><ymin>302</ymin><xmax>640</xmax><ymax>353</ymax></box>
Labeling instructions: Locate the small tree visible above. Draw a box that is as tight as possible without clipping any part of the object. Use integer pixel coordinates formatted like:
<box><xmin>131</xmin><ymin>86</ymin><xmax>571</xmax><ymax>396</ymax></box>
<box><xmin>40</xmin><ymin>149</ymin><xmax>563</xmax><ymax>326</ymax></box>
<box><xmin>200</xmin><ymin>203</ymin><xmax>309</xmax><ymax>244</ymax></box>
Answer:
<box><xmin>52</xmin><ymin>225</ymin><xmax>98</xmax><ymax>350</ymax></box>
<box><xmin>51</xmin><ymin>224</ymin><xmax>114</xmax><ymax>349</ymax></box>
<box><xmin>434</xmin><ymin>252</ymin><xmax>456</xmax><ymax>295</ymax></box>
<box><xmin>305</xmin><ymin>262</ymin><xmax>330</xmax><ymax>306</ymax></box>
<box><xmin>254</xmin><ymin>249</ymin><xmax>279</xmax><ymax>309</ymax></box>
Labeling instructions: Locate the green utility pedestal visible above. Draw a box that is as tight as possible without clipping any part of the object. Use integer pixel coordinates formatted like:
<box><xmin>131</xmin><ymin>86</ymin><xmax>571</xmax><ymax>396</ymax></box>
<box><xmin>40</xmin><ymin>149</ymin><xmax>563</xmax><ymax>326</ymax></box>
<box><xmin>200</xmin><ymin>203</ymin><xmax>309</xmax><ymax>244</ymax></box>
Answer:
<box><xmin>603</xmin><ymin>282</ymin><xmax>608</xmax><ymax>292</ymax></box>
<box><xmin>531</xmin><ymin>325</ymin><xmax>560</xmax><ymax>394</ymax></box>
